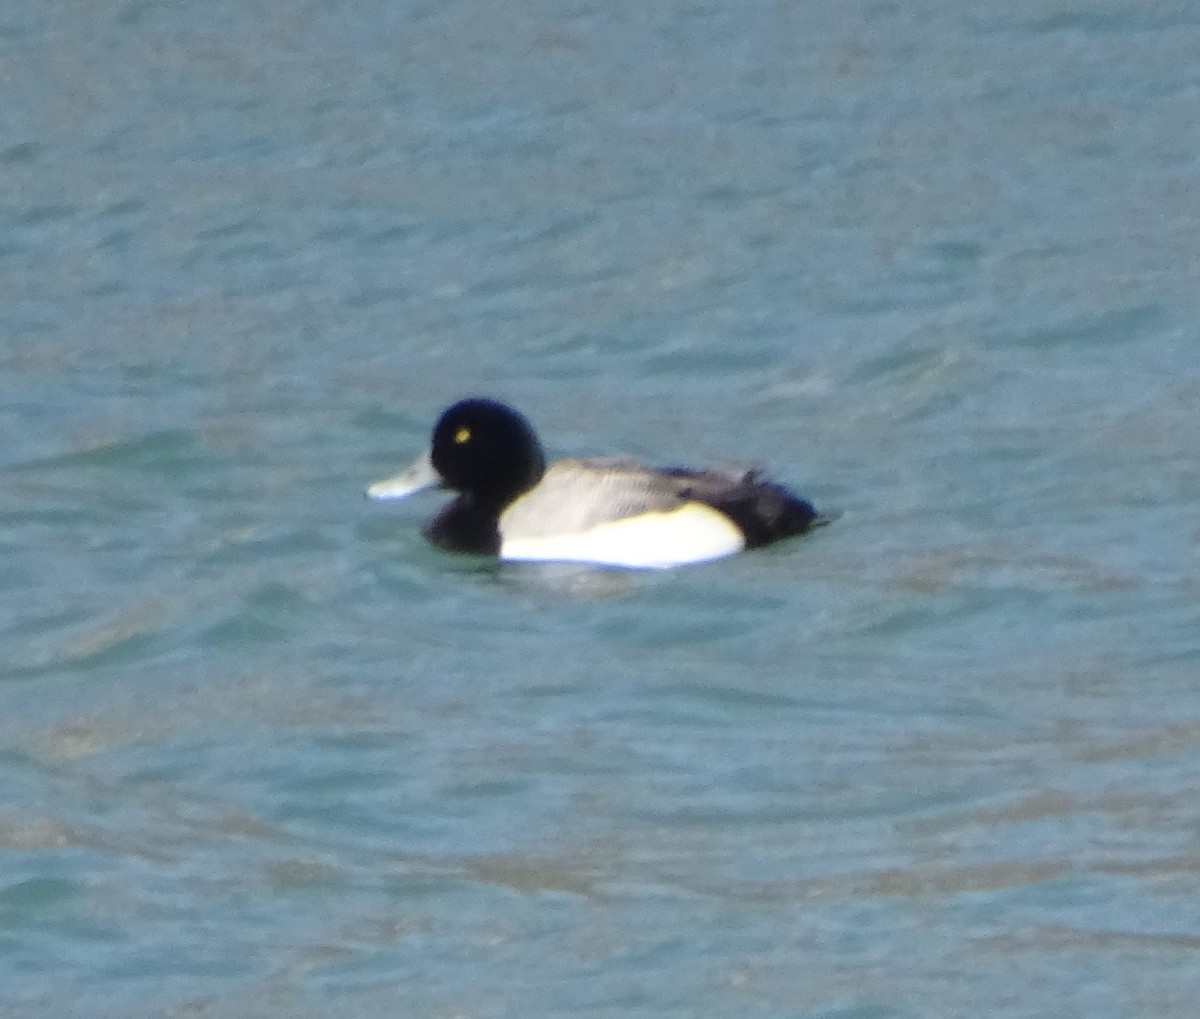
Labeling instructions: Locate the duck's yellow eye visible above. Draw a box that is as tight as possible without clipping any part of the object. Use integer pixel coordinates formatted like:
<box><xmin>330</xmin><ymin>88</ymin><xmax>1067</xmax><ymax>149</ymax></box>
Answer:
<box><xmin>454</xmin><ymin>426</ymin><xmax>471</xmax><ymax>444</ymax></box>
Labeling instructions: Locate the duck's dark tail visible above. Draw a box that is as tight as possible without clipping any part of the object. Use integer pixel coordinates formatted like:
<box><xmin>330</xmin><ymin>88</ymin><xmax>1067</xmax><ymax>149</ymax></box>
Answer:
<box><xmin>724</xmin><ymin>479</ymin><xmax>826</xmax><ymax>549</ymax></box>
<box><xmin>665</xmin><ymin>467</ymin><xmax>830</xmax><ymax>549</ymax></box>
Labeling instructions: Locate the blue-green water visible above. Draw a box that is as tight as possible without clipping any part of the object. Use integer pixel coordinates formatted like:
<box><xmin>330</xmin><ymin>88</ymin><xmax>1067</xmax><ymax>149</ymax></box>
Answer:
<box><xmin>4</xmin><ymin>1</ymin><xmax>1200</xmax><ymax>1015</ymax></box>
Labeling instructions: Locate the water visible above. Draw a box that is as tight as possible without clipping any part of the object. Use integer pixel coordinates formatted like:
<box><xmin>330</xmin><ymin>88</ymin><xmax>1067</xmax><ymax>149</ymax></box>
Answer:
<box><xmin>3</xmin><ymin>0</ymin><xmax>1200</xmax><ymax>1015</ymax></box>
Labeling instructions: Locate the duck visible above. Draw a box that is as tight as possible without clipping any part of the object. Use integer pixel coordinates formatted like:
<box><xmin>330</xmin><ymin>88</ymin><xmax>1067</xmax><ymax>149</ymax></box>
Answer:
<box><xmin>367</xmin><ymin>398</ymin><xmax>826</xmax><ymax>569</ymax></box>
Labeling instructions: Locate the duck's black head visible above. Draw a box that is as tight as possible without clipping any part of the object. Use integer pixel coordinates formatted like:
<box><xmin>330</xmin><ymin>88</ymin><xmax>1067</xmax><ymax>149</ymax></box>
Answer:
<box><xmin>430</xmin><ymin>398</ymin><xmax>547</xmax><ymax>509</ymax></box>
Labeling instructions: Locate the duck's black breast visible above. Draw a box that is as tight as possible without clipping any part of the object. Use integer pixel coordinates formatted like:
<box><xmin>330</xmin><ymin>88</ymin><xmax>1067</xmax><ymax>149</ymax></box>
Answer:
<box><xmin>424</xmin><ymin>496</ymin><xmax>502</xmax><ymax>555</ymax></box>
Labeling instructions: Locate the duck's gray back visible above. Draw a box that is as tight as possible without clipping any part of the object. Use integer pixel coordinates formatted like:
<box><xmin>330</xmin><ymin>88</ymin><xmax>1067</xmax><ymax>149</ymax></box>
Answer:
<box><xmin>499</xmin><ymin>457</ymin><xmax>702</xmax><ymax>539</ymax></box>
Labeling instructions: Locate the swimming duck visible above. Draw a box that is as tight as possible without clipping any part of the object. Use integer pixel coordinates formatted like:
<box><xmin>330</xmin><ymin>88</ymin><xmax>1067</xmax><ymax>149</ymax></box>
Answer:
<box><xmin>367</xmin><ymin>398</ymin><xmax>826</xmax><ymax>569</ymax></box>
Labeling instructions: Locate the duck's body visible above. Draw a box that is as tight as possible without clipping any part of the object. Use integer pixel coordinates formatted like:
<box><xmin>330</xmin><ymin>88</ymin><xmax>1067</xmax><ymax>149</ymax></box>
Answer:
<box><xmin>368</xmin><ymin>399</ymin><xmax>825</xmax><ymax>570</ymax></box>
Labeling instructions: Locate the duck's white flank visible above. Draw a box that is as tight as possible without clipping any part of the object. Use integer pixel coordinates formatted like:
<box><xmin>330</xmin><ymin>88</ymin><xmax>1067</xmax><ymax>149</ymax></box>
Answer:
<box><xmin>498</xmin><ymin>502</ymin><xmax>745</xmax><ymax>569</ymax></box>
